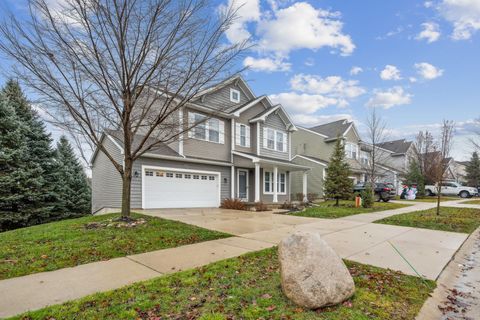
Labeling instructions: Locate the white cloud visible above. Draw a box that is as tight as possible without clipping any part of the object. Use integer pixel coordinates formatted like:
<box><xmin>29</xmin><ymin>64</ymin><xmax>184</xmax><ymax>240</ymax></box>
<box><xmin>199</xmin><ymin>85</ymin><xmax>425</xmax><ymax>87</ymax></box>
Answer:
<box><xmin>292</xmin><ymin>113</ymin><xmax>354</xmax><ymax>127</ymax></box>
<box><xmin>350</xmin><ymin>66</ymin><xmax>363</xmax><ymax>75</ymax></box>
<box><xmin>416</xmin><ymin>22</ymin><xmax>441</xmax><ymax>43</ymax></box>
<box><xmin>366</xmin><ymin>86</ymin><xmax>412</xmax><ymax>109</ymax></box>
<box><xmin>424</xmin><ymin>1</ymin><xmax>434</xmax><ymax>8</ymax></box>
<box><xmin>414</xmin><ymin>62</ymin><xmax>444</xmax><ymax>80</ymax></box>
<box><xmin>304</xmin><ymin>58</ymin><xmax>315</xmax><ymax>66</ymax></box>
<box><xmin>256</xmin><ymin>2</ymin><xmax>355</xmax><ymax>56</ymax></box>
<box><xmin>270</xmin><ymin>92</ymin><xmax>339</xmax><ymax>114</ymax></box>
<box><xmin>290</xmin><ymin>74</ymin><xmax>366</xmax><ymax>99</ymax></box>
<box><xmin>220</xmin><ymin>0</ymin><xmax>260</xmax><ymax>44</ymax></box>
<box><xmin>380</xmin><ymin>65</ymin><xmax>402</xmax><ymax>80</ymax></box>
<box><xmin>243</xmin><ymin>56</ymin><xmax>291</xmax><ymax>72</ymax></box>
<box><xmin>409</xmin><ymin>77</ymin><xmax>418</xmax><ymax>83</ymax></box>
<box><xmin>438</xmin><ymin>0</ymin><xmax>480</xmax><ymax>40</ymax></box>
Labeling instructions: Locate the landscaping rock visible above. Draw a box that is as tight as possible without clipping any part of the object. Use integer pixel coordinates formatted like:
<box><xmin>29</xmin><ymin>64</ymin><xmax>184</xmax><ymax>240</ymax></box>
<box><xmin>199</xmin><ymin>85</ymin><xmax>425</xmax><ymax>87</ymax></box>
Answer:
<box><xmin>278</xmin><ymin>231</ymin><xmax>355</xmax><ymax>309</ymax></box>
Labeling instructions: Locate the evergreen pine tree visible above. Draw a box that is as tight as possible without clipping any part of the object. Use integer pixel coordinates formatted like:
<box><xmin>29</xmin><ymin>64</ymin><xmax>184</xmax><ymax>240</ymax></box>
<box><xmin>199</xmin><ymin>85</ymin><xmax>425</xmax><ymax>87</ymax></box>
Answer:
<box><xmin>0</xmin><ymin>80</ymin><xmax>59</xmax><ymax>228</ymax></box>
<box><xmin>0</xmin><ymin>94</ymin><xmax>42</xmax><ymax>230</ymax></box>
<box><xmin>465</xmin><ymin>152</ymin><xmax>480</xmax><ymax>187</ymax></box>
<box><xmin>54</xmin><ymin>136</ymin><xmax>91</xmax><ymax>215</ymax></box>
<box><xmin>324</xmin><ymin>138</ymin><xmax>353</xmax><ymax>206</ymax></box>
<box><xmin>405</xmin><ymin>160</ymin><xmax>426</xmax><ymax>196</ymax></box>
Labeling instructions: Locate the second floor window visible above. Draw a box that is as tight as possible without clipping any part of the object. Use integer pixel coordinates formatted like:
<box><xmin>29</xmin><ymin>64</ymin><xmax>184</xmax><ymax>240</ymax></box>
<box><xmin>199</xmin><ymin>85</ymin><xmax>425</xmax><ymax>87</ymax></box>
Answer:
<box><xmin>236</xmin><ymin>123</ymin><xmax>250</xmax><ymax>147</ymax></box>
<box><xmin>230</xmin><ymin>88</ymin><xmax>240</xmax><ymax>103</ymax></box>
<box><xmin>264</xmin><ymin>127</ymin><xmax>287</xmax><ymax>152</ymax></box>
<box><xmin>345</xmin><ymin>142</ymin><xmax>358</xmax><ymax>159</ymax></box>
<box><xmin>360</xmin><ymin>151</ymin><xmax>369</xmax><ymax>165</ymax></box>
<box><xmin>188</xmin><ymin>112</ymin><xmax>224</xmax><ymax>144</ymax></box>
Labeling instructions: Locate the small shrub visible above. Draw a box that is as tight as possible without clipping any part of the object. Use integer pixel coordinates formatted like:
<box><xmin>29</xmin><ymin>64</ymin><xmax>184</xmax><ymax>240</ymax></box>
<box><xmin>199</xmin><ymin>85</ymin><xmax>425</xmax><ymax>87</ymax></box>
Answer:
<box><xmin>307</xmin><ymin>193</ymin><xmax>318</xmax><ymax>202</ymax></box>
<box><xmin>220</xmin><ymin>198</ymin><xmax>247</xmax><ymax>210</ymax></box>
<box><xmin>361</xmin><ymin>188</ymin><xmax>374</xmax><ymax>208</ymax></box>
<box><xmin>254</xmin><ymin>202</ymin><xmax>269</xmax><ymax>212</ymax></box>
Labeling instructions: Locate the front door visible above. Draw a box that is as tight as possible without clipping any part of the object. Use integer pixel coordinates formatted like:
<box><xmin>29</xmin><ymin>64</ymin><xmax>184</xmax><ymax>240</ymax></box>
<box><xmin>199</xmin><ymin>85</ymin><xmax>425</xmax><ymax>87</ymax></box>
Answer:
<box><xmin>238</xmin><ymin>169</ymin><xmax>248</xmax><ymax>200</ymax></box>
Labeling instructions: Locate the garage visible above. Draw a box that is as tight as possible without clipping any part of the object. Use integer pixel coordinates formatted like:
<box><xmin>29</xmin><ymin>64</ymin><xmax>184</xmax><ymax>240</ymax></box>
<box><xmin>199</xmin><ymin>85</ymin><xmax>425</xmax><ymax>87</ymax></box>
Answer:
<box><xmin>142</xmin><ymin>166</ymin><xmax>221</xmax><ymax>209</ymax></box>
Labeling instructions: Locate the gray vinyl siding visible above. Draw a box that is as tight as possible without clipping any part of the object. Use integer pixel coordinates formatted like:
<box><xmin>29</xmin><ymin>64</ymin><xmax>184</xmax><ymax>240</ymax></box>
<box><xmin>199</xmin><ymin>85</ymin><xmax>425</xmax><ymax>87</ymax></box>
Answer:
<box><xmin>291</xmin><ymin>157</ymin><xmax>325</xmax><ymax>199</ymax></box>
<box><xmin>91</xmin><ymin>137</ymin><xmax>123</xmax><ymax>213</ymax></box>
<box><xmin>199</xmin><ymin>83</ymin><xmax>250</xmax><ymax>111</ymax></box>
<box><xmin>234</xmin><ymin>103</ymin><xmax>265</xmax><ymax>154</ymax></box>
<box><xmin>292</xmin><ymin>128</ymin><xmax>335</xmax><ymax>162</ymax></box>
<box><xmin>131</xmin><ymin>157</ymin><xmax>232</xmax><ymax>208</ymax></box>
<box><xmin>259</xmin><ymin>113</ymin><xmax>289</xmax><ymax>160</ymax></box>
<box><xmin>182</xmin><ymin>108</ymin><xmax>232</xmax><ymax>162</ymax></box>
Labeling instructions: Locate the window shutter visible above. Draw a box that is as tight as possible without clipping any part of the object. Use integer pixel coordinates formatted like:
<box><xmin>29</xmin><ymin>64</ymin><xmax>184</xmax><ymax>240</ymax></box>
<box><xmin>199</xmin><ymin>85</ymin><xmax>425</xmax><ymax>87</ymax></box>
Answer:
<box><xmin>263</xmin><ymin>127</ymin><xmax>268</xmax><ymax>148</ymax></box>
<box><xmin>235</xmin><ymin>123</ymin><xmax>241</xmax><ymax>146</ymax></box>
<box><xmin>188</xmin><ymin>112</ymin><xmax>195</xmax><ymax>138</ymax></box>
<box><xmin>245</xmin><ymin>125</ymin><xmax>251</xmax><ymax>147</ymax></box>
<box><xmin>282</xmin><ymin>133</ymin><xmax>287</xmax><ymax>152</ymax></box>
<box><xmin>219</xmin><ymin>120</ymin><xmax>225</xmax><ymax>144</ymax></box>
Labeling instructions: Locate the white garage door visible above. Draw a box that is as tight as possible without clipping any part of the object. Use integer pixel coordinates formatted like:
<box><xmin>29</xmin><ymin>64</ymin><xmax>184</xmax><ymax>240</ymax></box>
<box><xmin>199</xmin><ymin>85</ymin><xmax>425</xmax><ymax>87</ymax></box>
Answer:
<box><xmin>143</xmin><ymin>168</ymin><xmax>220</xmax><ymax>208</ymax></box>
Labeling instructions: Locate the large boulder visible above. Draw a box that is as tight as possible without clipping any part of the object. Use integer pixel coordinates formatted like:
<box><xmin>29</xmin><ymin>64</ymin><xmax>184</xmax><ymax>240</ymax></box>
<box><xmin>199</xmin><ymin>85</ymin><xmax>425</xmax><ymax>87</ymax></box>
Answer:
<box><xmin>278</xmin><ymin>231</ymin><xmax>355</xmax><ymax>309</ymax></box>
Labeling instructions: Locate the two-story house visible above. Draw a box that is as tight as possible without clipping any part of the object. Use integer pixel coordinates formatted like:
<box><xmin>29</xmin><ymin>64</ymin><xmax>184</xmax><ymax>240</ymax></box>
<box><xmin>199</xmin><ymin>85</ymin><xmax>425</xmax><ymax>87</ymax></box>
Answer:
<box><xmin>90</xmin><ymin>76</ymin><xmax>310</xmax><ymax>213</ymax></box>
<box><xmin>290</xmin><ymin>119</ymin><xmax>367</xmax><ymax>198</ymax></box>
<box><xmin>290</xmin><ymin>119</ymin><xmax>401</xmax><ymax>197</ymax></box>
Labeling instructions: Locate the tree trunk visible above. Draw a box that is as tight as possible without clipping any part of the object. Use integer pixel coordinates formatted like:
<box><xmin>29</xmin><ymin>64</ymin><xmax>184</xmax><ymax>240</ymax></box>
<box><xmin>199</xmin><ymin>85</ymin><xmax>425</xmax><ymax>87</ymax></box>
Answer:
<box><xmin>335</xmin><ymin>197</ymin><xmax>339</xmax><ymax>206</ymax></box>
<box><xmin>121</xmin><ymin>156</ymin><xmax>133</xmax><ymax>219</ymax></box>
<box><xmin>436</xmin><ymin>186</ymin><xmax>441</xmax><ymax>216</ymax></box>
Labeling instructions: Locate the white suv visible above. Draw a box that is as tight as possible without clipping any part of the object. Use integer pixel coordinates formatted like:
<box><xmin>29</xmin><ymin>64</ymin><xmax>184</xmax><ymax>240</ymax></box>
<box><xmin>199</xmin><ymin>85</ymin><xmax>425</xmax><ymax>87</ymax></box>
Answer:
<box><xmin>425</xmin><ymin>182</ymin><xmax>479</xmax><ymax>198</ymax></box>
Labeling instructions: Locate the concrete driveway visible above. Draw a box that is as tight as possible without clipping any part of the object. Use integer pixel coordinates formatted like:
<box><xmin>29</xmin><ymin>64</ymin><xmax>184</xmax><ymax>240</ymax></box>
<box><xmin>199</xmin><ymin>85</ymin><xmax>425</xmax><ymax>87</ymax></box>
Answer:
<box><xmin>138</xmin><ymin>205</ymin><xmax>468</xmax><ymax>281</ymax></box>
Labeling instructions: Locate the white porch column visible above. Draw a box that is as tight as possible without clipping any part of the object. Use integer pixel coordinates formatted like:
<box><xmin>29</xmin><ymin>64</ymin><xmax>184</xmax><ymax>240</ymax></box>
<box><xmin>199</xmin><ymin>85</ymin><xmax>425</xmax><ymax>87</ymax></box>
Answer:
<box><xmin>302</xmin><ymin>171</ymin><xmax>308</xmax><ymax>202</ymax></box>
<box><xmin>273</xmin><ymin>166</ymin><xmax>278</xmax><ymax>203</ymax></box>
<box><xmin>255</xmin><ymin>163</ymin><xmax>260</xmax><ymax>202</ymax></box>
<box><xmin>231</xmin><ymin>166</ymin><xmax>235</xmax><ymax>198</ymax></box>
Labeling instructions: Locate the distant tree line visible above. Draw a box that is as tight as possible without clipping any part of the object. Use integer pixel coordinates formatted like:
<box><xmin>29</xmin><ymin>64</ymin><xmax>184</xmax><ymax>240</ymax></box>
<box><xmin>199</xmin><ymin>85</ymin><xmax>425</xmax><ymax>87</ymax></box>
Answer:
<box><xmin>0</xmin><ymin>80</ymin><xmax>91</xmax><ymax>231</ymax></box>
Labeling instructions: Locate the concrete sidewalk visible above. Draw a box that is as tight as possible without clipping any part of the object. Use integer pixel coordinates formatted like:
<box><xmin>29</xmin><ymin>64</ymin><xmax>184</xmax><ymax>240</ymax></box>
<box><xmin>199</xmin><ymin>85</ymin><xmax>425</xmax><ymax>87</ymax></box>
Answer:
<box><xmin>0</xmin><ymin>202</ymin><xmax>472</xmax><ymax>318</ymax></box>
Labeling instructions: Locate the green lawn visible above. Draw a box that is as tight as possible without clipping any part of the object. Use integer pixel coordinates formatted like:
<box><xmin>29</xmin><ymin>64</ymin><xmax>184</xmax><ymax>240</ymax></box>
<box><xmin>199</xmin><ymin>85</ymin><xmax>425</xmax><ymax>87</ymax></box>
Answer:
<box><xmin>462</xmin><ymin>199</ymin><xmax>480</xmax><ymax>205</ymax></box>
<box><xmin>410</xmin><ymin>196</ymin><xmax>460</xmax><ymax>202</ymax></box>
<box><xmin>292</xmin><ymin>200</ymin><xmax>410</xmax><ymax>219</ymax></box>
<box><xmin>375</xmin><ymin>207</ymin><xmax>480</xmax><ymax>233</ymax></box>
<box><xmin>13</xmin><ymin>248</ymin><xmax>434</xmax><ymax>320</ymax></box>
<box><xmin>0</xmin><ymin>213</ymin><xmax>229</xmax><ymax>280</ymax></box>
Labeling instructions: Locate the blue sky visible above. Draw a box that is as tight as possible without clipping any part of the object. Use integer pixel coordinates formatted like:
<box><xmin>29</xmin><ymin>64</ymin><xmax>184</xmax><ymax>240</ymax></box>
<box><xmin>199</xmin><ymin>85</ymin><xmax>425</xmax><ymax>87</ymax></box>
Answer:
<box><xmin>1</xmin><ymin>0</ymin><xmax>480</xmax><ymax>160</ymax></box>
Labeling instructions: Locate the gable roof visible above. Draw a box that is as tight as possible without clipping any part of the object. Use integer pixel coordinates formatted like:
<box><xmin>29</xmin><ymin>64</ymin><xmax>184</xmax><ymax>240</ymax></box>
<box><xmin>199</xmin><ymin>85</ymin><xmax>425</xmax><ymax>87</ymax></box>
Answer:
<box><xmin>309</xmin><ymin>119</ymin><xmax>354</xmax><ymax>139</ymax></box>
<box><xmin>378</xmin><ymin>139</ymin><xmax>413</xmax><ymax>155</ymax></box>
<box><xmin>106</xmin><ymin>129</ymin><xmax>179</xmax><ymax>157</ymax></box>
<box><xmin>193</xmin><ymin>75</ymin><xmax>255</xmax><ymax>102</ymax></box>
<box><xmin>230</xmin><ymin>95</ymin><xmax>271</xmax><ymax>116</ymax></box>
<box><xmin>249</xmin><ymin>105</ymin><xmax>297</xmax><ymax>131</ymax></box>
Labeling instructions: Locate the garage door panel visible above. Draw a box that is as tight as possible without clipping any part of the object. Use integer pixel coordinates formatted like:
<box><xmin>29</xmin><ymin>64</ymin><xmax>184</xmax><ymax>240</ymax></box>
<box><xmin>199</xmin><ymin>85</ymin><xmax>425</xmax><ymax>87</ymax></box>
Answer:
<box><xmin>143</xmin><ymin>169</ymin><xmax>220</xmax><ymax>208</ymax></box>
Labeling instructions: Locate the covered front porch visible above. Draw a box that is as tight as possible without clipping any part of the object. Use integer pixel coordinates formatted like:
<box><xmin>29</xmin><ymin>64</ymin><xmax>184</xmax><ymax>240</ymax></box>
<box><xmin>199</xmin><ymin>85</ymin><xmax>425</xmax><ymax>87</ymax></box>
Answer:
<box><xmin>231</xmin><ymin>151</ymin><xmax>310</xmax><ymax>203</ymax></box>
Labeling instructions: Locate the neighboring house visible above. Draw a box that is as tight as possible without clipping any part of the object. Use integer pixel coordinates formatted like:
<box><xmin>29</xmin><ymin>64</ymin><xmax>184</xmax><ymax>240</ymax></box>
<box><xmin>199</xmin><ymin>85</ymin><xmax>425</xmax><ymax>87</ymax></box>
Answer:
<box><xmin>290</xmin><ymin>119</ymin><xmax>368</xmax><ymax>198</ymax></box>
<box><xmin>91</xmin><ymin>76</ymin><xmax>310</xmax><ymax>213</ymax></box>
<box><xmin>290</xmin><ymin>119</ymin><xmax>403</xmax><ymax>197</ymax></box>
<box><xmin>377</xmin><ymin>139</ymin><xmax>416</xmax><ymax>193</ymax></box>
<box><xmin>452</xmin><ymin>161</ymin><xmax>468</xmax><ymax>185</ymax></box>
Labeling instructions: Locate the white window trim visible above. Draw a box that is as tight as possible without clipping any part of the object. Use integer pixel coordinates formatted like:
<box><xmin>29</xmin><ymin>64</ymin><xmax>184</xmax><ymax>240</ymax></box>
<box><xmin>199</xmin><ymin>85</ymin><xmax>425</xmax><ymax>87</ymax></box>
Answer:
<box><xmin>345</xmin><ymin>142</ymin><xmax>358</xmax><ymax>159</ymax></box>
<box><xmin>264</xmin><ymin>127</ymin><xmax>287</xmax><ymax>153</ymax></box>
<box><xmin>236</xmin><ymin>123</ymin><xmax>250</xmax><ymax>148</ymax></box>
<box><xmin>230</xmin><ymin>88</ymin><xmax>240</xmax><ymax>103</ymax></box>
<box><xmin>263</xmin><ymin>171</ymin><xmax>287</xmax><ymax>195</ymax></box>
<box><xmin>188</xmin><ymin>112</ymin><xmax>224</xmax><ymax>144</ymax></box>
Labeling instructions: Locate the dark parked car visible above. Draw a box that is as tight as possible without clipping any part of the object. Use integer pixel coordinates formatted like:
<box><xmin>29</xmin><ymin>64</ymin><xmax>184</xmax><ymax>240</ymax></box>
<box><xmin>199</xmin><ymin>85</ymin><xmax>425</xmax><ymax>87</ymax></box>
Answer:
<box><xmin>353</xmin><ymin>182</ymin><xmax>396</xmax><ymax>202</ymax></box>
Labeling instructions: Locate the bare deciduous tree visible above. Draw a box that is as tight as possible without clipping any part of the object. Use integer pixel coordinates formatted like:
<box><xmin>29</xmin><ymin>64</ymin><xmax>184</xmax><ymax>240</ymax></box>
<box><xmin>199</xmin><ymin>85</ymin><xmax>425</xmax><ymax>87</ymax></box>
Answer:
<box><xmin>0</xmin><ymin>0</ymin><xmax>247</xmax><ymax>219</ymax></box>
<box><xmin>432</xmin><ymin>120</ymin><xmax>455</xmax><ymax>215</ymax></box>
<box><xmin>361</xmin><ymin>108</ymin><xmax>392</xmax><ymax>195</ymax></box>
<box><xmin>413</xmin><ymin>130</ymin><xmax>435</xmax><ymax>184</ymax></box>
